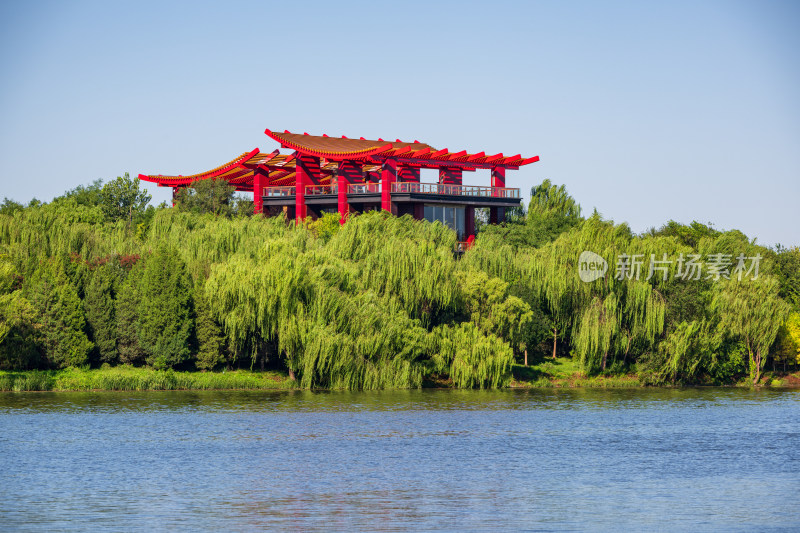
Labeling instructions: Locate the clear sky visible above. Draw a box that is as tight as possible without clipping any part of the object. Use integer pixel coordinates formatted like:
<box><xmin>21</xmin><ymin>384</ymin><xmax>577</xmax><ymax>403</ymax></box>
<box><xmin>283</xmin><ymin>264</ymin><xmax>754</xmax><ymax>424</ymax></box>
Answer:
<box><xmin>1</xmin><ymin>0</ymin><xmax>798</xmax><ymax>246</ymax></box>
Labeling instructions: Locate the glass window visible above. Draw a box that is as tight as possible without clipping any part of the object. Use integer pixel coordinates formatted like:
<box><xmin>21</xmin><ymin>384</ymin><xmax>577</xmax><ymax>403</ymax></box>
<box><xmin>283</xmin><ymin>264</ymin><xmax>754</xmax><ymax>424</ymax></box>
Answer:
<box><xmin>444</xmin><ymin>205</ymin><xmax>455</xmax><ymax>229</ymax></box>
<box><xmin>456</xmin><ymin>206</ymin><xmax>465</xmax><ymax>240</ymax></box>
<box><xmin>423</xmin><ymin>204</ymin><xmax>466</xmax><ymax>238</ymax></box>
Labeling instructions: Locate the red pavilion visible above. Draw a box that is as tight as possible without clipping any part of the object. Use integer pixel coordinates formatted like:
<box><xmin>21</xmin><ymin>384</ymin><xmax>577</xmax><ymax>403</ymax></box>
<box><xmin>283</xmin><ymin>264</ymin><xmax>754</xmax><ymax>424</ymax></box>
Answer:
<box><xmin>138</xmin><ymin>128</ymin><xmax>539</xmax><ymax>240</ymax></box>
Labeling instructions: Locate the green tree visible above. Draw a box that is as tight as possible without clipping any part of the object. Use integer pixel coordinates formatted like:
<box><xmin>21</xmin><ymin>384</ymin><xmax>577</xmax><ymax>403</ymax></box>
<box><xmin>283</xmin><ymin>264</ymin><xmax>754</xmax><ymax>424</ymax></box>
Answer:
<box><xmin>0</xmin><ymin>261</ymin><xmax>40</xmax><ymax>369</ymax></box>
<box><xmin>26</xmin><ymin>262</ymin><xmax>93</xmax><ymax>368</ymax></box>
<box><xmin>773</xmin><ymin>312</ymin><xmax>800</xmax><ymax>371</ymax></box>
<box><xmin>194</xmin><ymin>281</ymin><xmax>225</xmax><ymax>370</ymax></box>
<box><xmin>0</xmin><ymin>198</ymin><xmax>24</xmax><ymax>216</ymax></box>
<box><xmin>650</xmin><ymin>220</ymin><xmax>720</xmax><ymax>248</ymax></box>
<box><xmin>116</xmin><ymin>261</ymin><xmax>145</xmax><ymax>365</ymax></box>
<box><xmin>100</xmin><ymin>173</ymin><xmax>152</xmax><ymax>230</ymax></box>
<box><xmin>307</xmin><ymin>212</ymin><xmax>341</xmax><ymax>242</ymax></box>
<box><xmin>712</xmin><ymin>277</ymin><xmax>790</xmax><ymax>385</ymax></box>
<box><xmin>457</xmin><ymin>271</ymin><xmax>533</xmax><ymax>353</ymax></box>
<box><xmin>526</xmin><ymin>179</ymin><xmax>583</xmax><ymax>246</ymax></box>
<box><xmin>175</xmin><ymin>178</ymin><xmax>236</xmax><ymax>217</ymax></box>
<box><xmin>773</xmin><ymin>245</ymin><xmax>800</xmax><ymax>309</ymax></box>
<box><xmin>84</xmin><ymin>261</ymin><xmax>120</xmax><ymax>364</ymax></box>
<box><xmin>55</xmin><ymin>179</ymin><xmax>104</xmax><ymax>207</ymax></box>
<box><xmin>137</xmin><ymin>246</ymin><xmax>194</xmax><ymax>369</ymax></box>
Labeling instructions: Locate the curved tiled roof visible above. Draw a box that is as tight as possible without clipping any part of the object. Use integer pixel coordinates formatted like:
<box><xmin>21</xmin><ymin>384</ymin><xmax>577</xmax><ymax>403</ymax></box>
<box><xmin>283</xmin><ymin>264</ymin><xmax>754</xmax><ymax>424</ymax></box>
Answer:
<box><xmin>138</xmin><ymin>127</ymin><xmax>539</xmax><ymax>191</ymax></box>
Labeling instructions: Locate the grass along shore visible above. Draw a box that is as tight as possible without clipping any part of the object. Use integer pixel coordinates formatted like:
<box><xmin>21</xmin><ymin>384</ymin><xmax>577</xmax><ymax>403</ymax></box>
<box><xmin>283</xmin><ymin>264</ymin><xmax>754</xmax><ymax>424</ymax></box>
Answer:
<box><xmin>0</xmin><ymin>366</ymin><xmax>295</xmax><ymax>392</ymax></box>
<box><xmin>511</xmin><ymin>357</ymin><xmax>800</xmax><ymax>388</ymax></box>
<box><xmin>2</xmin><ymin>359</ymin><xmax>798</xmax><ymax>392</ymax></box>
<box><xmin>511</xmin><ymin>359</ymin><xmax>642</xmax><ymax>388</ymax></box>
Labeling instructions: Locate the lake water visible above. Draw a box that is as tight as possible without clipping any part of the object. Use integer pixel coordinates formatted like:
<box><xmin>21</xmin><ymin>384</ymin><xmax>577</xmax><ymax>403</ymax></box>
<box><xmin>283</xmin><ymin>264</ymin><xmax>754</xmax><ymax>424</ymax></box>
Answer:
<box><xmin>1</xmin><ymin>388</ymin><xmax>799</xmax><ymax>531</ymax></box>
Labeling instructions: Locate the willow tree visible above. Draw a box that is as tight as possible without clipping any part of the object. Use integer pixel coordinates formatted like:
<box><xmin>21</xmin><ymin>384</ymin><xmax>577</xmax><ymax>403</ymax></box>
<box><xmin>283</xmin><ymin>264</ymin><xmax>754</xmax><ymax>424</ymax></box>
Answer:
<box><xmin>205</xmin><ymin>212</ymin><xmax>518</xmax><ymax>389</ymax></box>
<box><xmin>648</xmin><ymin>319</ymin><xmax>721</xmax><ymax>384</ymax></box>
<box><xmin>456</xmin><ymin>270</ymin><xmax>533</xmax><ymax>354</ymax></box>
<box><xmin>429</xmin><ymin>323</ymin><xmax>514</xmax><ymax>388</ymax></box>
<box><xmin>205</xmin><ymin>240</ymin><xmax>430</xmax><ymax>389</ymax></box>
<box><xmin>519</xmin><ymin>215</ymin><xmax>673</xmax><ymax>373</ymax></box>
<box><xmin>0</xmin><ymin>260</ymin><xmax>39</xmax><ymax>369</ymax></box>
<box><xmin>712</xmin><ymin>277</ymin><xmax>790</xmax><ymax>385</ymax></box>
<box><xmin>526</xmin><ymin>179</ymin><xmax>583</xmax><ymax>246</ymax></box>
<box><xmin>326</xmin><ymin>212</ymin><xmax>459</xmax><ymax>324</ymax></box>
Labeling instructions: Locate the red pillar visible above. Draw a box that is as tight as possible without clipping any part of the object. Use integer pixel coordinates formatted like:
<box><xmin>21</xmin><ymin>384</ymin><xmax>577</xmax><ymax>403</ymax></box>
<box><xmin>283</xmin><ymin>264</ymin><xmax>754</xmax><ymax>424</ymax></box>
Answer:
<box><xmin>381</xmin><ymin>158</ymin><xmax>397</xmax><ymax>213</ymax></box>
<box><xmin>465</xmin><ymin>207</ymin><xmax>475</xmax><ymax>237</ymax></box>
<box><xmin>398</xmin><ymin>165</ymin><xmax>420</xmax><ymax>183</ymax></box>
<box><xmin>296</xmin><ymin>155</ymin><xmax>321</xmax><ymax>223</ymax></box>
<box><xmin>491</xmin><ymin>166</ymin><xmax>506</xmax><ymax>192</ymax></box>
<box><xmin>338</xmin><ymin>161</ymin><xmax>361</xmax><ymax>225</ymax></box>
<box><xmin>490</xmin><ymin>166</ymin><xmax>506</xmax><ymax>223</ymax></box>
<box><xmin>253</xmin><ymin>169</ymin><xmax>266</xmax><ymax>215</ymax></box>
<box><xmin>439</xmin><ymin>168</ymin><xmax>462</xmax><ymax>185</ymax></box>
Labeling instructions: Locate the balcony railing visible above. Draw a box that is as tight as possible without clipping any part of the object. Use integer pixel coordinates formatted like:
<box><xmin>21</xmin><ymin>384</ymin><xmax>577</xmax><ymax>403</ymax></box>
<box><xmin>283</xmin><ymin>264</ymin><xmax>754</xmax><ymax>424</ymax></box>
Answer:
<box><xmin>391</xmin><ymin>182</ymin><xmax>520</xmax><ymax>198</ymax></box>
<box><xmin>264</xmin><ymin>186</ymin><xmax>295</xmax><ymax>197</ymax></box>
<box><xmin>264</xmin><ymin>183</ymin><xmax>520</xmax><ymax>199</ymax></box>
<box><xmin>348</xmin><ymin>183</ymin><xmax>381</xmax><ymax>194</ymax></box>
<box><xmin>306</xmin><ymin>184</ymin><xmax>338</xmax><ymax>195</ymax></box>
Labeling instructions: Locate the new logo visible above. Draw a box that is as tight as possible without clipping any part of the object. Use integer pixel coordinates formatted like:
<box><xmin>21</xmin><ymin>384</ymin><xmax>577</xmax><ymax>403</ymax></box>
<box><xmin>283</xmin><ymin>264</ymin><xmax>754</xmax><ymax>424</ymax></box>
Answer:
<box><xmin>578</xmin><ymin>251</ymin><xmax>607</xmax><ymax>282</ymax></box>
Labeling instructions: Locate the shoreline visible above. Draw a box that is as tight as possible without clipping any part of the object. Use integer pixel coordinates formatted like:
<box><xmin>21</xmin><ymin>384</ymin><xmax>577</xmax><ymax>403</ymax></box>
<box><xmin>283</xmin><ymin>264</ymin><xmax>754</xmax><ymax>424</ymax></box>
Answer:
<box><xmin>2</xmin><ymin>364</ymin><xmax>799</xmax><ymax>392</ymax></box>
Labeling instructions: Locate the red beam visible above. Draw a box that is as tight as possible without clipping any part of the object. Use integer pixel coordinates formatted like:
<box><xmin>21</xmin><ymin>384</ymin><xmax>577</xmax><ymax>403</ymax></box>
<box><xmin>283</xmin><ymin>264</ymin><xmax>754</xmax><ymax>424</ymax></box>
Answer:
<box><xmin>398</xmin><ymin>164</ymin><xmax>420</xmax><ymax>183</ymax></box>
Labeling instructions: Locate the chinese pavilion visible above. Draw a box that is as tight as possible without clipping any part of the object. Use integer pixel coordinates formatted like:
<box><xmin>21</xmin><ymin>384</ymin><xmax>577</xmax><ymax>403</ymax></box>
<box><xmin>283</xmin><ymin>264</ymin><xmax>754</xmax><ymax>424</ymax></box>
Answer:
<box><xmin>138</xmin><ymin>128</ymin><xmax>539</xmax><ymax>240</ymax></box>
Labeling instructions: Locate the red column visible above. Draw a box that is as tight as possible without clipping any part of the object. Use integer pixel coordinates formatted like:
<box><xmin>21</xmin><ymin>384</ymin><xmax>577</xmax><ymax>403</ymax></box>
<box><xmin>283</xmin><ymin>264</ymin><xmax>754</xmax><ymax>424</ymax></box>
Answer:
<box><xmin>171</xmin><ymin>187</ymin><xmax>178</xmax><ymax>207</ymax></box>
<box><xmin>338</xmin><ymin>161</ymin><xmax>361</xmax><ymax>225</ymax></box>
<box><xmin>491</xmin><ymin>166</ymin><xmax>506</xmax><ymax>193</ymax></box>
<box><xmin>253</xmin><ymin>169</ymin><xmax>266</xmax><ymax>215</ymax></box>
<box><xmin>296</xmin><ymin>155</ymin><xmax>321</xmax><ymax>223</ymax></box>
<box><xmin>490</xmin><ymin>166</ymin><xmax>506</xmax><ymax>223</ymax></box>
<box><xmin>465</xmin><ymin>207</ymin><xmax>475</xmax><ymax>237</ymax></box>
<box><xmin>439</xmin><ymin>168</ymin><xmax>462</xmax><ymax>185</ymax></box>
<box><xmin>381</xmin><ymin>158</ymin><xmax>397</xmax><ymax>213</ymax></box>
<box><xmin>398</xmin><ymin>165</ymin><xmax>420</xmax><ymax>183</ymax></box>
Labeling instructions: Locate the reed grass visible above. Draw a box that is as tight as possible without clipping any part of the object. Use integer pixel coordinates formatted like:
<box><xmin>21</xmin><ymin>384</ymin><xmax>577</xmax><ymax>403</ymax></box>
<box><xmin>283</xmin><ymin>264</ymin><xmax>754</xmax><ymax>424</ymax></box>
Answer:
<box><xmin>0</xmin><ymin>366</ymin><xmax>295</xmax><ymax>391</ymax></box>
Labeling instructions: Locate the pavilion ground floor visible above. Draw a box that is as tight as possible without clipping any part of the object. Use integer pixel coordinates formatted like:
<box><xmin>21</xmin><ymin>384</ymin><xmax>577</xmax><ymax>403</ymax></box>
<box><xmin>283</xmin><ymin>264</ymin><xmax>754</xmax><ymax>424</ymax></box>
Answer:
<box><xmin>260</xmin><ymin>182</ymin><xmax>521</xmax><ymax>241</ymax></box>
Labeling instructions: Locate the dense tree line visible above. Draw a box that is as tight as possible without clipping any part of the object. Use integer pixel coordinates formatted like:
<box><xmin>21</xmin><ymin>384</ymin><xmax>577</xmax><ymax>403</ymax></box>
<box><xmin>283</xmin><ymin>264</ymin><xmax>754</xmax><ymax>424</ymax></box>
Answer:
<box><xmin>0</xmin><ymin>175</ymin><xmax>798</xmax><ymax>388</ymax></box>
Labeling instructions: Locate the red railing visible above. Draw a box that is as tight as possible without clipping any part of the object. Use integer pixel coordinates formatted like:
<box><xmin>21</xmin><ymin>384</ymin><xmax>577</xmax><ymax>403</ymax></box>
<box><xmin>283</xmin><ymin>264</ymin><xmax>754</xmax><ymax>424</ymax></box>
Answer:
<box><xmin>264</xmin><ymin>183</ymin><xmax>519</xmax><ymax>199</ymax></box>
<box><xmin>348</xmin><ymin>183</ymin><xmax>381</xmax><ymax>194</ymax></box>
<box><xmin>305</xmin><ymin>185</ymin><xmax>338</xmax><ymax>195</ymax></box>
<box><xmin>264</xmin><ymin>186</ymin><xmax>295</xmax><ymax>197</ymax></box>
<box><xmin>391</xmin><ymin>183</ymin><xmax>519</xmax><ymax>198</ymax></box>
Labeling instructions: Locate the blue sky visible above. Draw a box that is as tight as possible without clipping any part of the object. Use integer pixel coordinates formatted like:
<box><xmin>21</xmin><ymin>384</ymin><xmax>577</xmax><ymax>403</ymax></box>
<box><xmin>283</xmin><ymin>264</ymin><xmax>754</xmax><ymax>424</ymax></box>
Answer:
<box><xmin>1</xmin><ymin>0</ymin><xmax>798</xmax><ymax>246</ymax></box>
